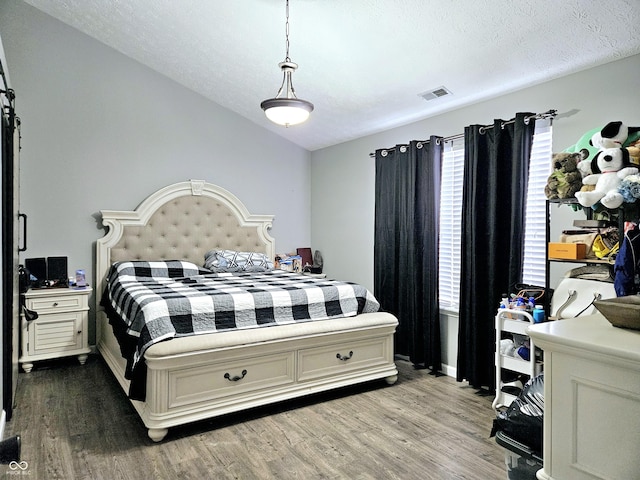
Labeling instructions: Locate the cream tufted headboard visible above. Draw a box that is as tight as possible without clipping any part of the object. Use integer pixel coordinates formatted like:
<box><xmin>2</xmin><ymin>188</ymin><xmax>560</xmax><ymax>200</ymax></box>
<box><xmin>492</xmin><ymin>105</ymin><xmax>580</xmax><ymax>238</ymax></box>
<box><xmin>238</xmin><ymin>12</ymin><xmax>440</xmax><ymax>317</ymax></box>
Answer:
<box><xmin>95</xmin><ymin>179</ymin><xmax>275</xmax><ymax>306</ymax></box>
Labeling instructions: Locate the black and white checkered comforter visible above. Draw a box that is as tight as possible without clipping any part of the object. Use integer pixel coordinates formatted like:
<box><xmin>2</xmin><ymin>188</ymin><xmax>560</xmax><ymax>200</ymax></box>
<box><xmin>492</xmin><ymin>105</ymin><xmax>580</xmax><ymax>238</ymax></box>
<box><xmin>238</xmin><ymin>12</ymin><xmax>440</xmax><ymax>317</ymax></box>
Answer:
<box><xmin>105</xmin><ymin>261</ymin><xmax>381</xmax><ymax>374</ymax></box>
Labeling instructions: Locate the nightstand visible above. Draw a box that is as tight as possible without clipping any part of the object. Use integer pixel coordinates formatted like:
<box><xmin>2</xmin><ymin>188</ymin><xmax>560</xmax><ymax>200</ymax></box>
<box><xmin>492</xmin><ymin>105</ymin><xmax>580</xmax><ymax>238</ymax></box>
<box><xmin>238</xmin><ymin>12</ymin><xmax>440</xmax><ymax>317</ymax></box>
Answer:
<box><xmin>20</xmin><ymin>286</ymin><xmax>92</xmax><ymax>373</ymax></box>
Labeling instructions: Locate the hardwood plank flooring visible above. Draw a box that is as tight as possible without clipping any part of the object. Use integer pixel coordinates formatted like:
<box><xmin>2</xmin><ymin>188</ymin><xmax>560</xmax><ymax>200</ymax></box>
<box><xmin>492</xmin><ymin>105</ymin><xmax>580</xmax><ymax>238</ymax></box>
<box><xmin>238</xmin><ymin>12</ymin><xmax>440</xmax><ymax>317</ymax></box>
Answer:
<box><xmin>2</xmin><ymin>356</ymin><xmax>510</xmax><ymax>480</ymax></box>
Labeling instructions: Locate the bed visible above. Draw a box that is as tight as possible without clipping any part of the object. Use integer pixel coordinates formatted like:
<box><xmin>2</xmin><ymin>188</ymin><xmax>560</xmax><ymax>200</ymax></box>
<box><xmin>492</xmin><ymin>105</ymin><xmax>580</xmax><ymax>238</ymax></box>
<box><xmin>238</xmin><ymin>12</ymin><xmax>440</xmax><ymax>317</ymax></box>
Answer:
<box><xmin>95</xmin><ymin>179</ymin><xmax>398</xmax><ymax>442</ymax></box>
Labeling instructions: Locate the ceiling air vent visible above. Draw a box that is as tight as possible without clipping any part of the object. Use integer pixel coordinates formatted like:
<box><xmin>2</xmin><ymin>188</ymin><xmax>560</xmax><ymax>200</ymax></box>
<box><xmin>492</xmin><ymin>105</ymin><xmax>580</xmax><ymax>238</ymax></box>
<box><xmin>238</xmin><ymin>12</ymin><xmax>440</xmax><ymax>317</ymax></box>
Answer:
<box><xmin>419</xmin><ymin>86</ymin><xmax>452</xmax><ymax>101</ymax></box>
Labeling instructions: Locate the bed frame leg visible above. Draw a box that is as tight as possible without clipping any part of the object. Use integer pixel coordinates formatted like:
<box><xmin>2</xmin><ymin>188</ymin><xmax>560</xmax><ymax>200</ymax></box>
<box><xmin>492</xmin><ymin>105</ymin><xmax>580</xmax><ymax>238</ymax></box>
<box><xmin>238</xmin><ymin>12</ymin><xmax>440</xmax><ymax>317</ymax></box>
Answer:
<box><xmin>148</xmin><ymin>428</ymin><xmax>168</xmax><ymax>442</ymax></box>
<box><xmin>385</xmin><ymin>374</ymin><xmax>398</xmax><ymax>385</ymax></box>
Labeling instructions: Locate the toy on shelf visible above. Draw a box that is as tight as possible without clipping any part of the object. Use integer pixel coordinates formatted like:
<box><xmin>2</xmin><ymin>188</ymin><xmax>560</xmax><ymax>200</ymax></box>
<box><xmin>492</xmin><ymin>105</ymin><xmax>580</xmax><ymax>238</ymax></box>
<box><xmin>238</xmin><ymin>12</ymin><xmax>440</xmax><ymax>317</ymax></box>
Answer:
<box><xmin>544</xmin><ymin>152</ymin><xmax>583</xmax><ymax>200</ymax></box>
<box><xmin>575</xmin><ymin>147</ymin><xmax>638</xmax><ymax>209</ymax></box>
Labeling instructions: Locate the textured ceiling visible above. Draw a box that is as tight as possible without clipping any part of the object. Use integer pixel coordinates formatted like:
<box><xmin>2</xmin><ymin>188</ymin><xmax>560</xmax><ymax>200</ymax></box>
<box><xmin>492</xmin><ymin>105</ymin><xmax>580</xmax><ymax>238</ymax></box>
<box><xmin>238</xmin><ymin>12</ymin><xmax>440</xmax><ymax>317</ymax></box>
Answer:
<box><xmin>21</xmin><ymin>0</ymin><xmax>640</xmax><ymax>151</ymax></box>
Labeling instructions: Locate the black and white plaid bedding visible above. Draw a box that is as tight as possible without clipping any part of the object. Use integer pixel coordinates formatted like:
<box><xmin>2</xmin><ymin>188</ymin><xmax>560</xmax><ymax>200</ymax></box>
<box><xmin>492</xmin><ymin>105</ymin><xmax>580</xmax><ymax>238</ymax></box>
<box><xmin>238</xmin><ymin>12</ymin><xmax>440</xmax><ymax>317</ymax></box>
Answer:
<box><xmin>105</xmin><ymin>261</ymin><xmax>381</xmax><ymax>375</ymax></box>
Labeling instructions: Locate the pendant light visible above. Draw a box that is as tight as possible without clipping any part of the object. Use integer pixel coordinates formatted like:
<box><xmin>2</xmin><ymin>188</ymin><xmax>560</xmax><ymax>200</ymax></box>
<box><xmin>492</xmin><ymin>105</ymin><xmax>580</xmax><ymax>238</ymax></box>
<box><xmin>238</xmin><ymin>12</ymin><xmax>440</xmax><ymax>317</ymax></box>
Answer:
<box><xmin>260</xmin><ymin>0</ymin><xmax>314</xmax><ymax>127</ymax></box>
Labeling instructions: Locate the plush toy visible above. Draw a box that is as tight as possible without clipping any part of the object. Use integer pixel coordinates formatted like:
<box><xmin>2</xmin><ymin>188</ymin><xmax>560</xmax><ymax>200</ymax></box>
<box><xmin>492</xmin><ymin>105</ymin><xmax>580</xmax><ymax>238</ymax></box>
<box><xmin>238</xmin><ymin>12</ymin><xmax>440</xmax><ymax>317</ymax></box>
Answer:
<box><xmin>590</xmin><ymin>121</ymin><xmax>640</xmax><ymax>149</ymax></box>
<box><xmin>544</xmin><ymin>152</ymin><xmax>583</xmax><ymax>199</ymax></box>
<box><xmin>627</xmin><ymin>139</ymin><xmax>640</xmax><ymax>166</ymax></box>
<box><xmin>579</xmin><ymin>183</ymin><xmax>596</xmax><ymax>193</ymax></box>
<box><xmin>574</xmin><ymin>147</ymin><xmax>638</xmax><ymax>209</ymax></box>
<box><xmin>565</xmin><ymin>122</ymin><xmax>640</xmax><ymax>176</ymax></box>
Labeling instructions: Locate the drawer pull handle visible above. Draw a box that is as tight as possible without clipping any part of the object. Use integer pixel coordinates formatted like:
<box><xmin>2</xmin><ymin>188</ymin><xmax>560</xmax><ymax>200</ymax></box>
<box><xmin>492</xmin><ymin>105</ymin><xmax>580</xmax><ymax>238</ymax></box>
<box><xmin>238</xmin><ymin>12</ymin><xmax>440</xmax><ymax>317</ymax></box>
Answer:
<box><xmin>224</xmin><ymin>369</ymin><xmax>247</xmax><ymax>382</ymax></box>
<box><xmin>52</xmin><ymin>302</ymin><xmax>59</xmax><ymax>307</ymax></box>
<box><xmin>336</xmin><ymin>351</ymin><xmax>354</xmax><ymax>362</ymax></box>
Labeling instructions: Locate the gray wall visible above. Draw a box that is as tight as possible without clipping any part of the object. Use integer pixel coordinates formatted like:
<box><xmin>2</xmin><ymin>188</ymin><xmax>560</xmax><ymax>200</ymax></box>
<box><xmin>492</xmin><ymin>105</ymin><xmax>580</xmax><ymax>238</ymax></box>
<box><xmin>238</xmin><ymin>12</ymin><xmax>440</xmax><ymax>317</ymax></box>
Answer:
<box><xmin>0</xmin><ymin>1</ymin><xmax>312</xmax><ymax>344</ymax></box>
<box><xmin>310</xmin><ymin>53</ymin><xmax>640</xmax><ymax>374</ymax></box>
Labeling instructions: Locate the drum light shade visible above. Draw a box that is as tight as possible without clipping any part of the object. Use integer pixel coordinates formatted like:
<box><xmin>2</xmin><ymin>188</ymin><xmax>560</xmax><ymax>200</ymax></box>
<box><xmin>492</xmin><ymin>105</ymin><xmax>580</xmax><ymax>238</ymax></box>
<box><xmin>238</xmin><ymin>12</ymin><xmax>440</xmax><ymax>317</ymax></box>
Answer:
<box><xmin>261</xmin><ymin>98</ymin><xmax>314</xmax><ymax>126</ymax></box>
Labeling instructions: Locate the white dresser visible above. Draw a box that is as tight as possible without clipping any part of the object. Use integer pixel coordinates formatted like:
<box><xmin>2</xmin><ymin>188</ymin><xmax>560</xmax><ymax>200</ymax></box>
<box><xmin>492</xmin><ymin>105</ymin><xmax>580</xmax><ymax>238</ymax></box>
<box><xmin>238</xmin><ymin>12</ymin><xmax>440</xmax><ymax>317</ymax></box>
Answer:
<box><xmin>20</xmin><ymin>287</ymin><xmax>92</xmax><ymax>372</ymax></box>
<box><xmin>527</xmin><ymin>314</ymin><xmax>640</xmax><ymax>480</ymax></box>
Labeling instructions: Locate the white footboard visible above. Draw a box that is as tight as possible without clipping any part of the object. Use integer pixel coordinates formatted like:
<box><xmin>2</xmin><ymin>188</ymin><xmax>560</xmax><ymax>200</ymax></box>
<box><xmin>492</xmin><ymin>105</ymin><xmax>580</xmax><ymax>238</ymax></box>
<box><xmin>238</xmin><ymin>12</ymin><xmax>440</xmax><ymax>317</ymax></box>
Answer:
<box><xmin>98</xmin><ymin>311</ymin><xmax>398</xmax><ymax>441</ymax></box>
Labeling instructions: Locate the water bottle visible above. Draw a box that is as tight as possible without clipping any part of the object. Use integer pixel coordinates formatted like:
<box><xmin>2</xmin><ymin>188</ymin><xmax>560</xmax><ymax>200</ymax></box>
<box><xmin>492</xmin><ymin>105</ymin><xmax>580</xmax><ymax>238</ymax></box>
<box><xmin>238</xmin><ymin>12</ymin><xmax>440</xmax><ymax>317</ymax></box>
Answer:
<box><xmin>500</xmin><ymin>293</ymin><xmax>509</xmax><ymax>309</ymax></box>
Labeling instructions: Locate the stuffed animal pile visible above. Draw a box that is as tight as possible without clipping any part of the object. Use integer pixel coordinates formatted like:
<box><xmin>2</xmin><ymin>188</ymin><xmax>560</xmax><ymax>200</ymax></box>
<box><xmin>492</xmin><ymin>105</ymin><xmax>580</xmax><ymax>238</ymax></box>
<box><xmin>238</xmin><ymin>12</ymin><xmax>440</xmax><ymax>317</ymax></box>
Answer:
<box><xmin>559</xmin><ymin>121</ymin><xmax>640</xmax><ymax>209</ymax></box>
<box><xmin>564</xmin><ymin>121</ymin><xmax>640</xmax><ymax>177</ymax></box>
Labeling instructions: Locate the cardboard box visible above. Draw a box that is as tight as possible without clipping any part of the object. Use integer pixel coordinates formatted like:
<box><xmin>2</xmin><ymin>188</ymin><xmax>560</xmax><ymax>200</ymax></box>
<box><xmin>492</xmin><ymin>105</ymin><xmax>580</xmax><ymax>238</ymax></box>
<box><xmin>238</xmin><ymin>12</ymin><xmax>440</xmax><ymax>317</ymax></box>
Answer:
<box><xmin>548</xmin><ymin>242</ymin><xmax>586</xmax><ymax>260</ymax></box>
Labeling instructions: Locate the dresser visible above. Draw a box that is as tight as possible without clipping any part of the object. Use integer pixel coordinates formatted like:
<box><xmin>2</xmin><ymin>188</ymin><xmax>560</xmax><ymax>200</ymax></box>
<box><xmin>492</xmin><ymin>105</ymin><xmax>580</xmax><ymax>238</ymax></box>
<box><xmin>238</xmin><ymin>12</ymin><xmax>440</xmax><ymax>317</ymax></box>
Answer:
<box><xmin>20</xmin><ymin>287</ymin><xmax>92</xmax><ymax>373</ymax></box>
<box><xmin>527</xmin><ymin>314</ymin><xmax>640</xmax><ymax>480</ymax></box>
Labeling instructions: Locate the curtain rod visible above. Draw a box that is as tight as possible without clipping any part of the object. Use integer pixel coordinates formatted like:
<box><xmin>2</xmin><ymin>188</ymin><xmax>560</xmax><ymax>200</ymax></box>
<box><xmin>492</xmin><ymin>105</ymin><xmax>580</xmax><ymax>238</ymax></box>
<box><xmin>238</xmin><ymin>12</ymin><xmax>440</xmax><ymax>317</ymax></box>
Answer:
<box><xmin>369</xmin><ymin>109</ymin><xmax>557</xmax><ymax>157</ymax></box>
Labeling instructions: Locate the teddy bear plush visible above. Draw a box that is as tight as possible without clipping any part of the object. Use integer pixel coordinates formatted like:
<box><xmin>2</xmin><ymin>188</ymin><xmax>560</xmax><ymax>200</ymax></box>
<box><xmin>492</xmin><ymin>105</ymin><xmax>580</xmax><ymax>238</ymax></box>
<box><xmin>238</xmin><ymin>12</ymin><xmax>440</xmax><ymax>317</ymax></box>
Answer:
<box><xmin>627</xmin><ymin>139</ymin><xmax>640</xmax><ymax>166</ymax></box>
<box><xmin>574</xmin><ymin>147</ymin><xmax>638</xmax><ymax>209</ymax></box>
<box><xmin>544</xmin><ymin>152</ymin><xmax>583</xmax><ymax>199</ymax></box>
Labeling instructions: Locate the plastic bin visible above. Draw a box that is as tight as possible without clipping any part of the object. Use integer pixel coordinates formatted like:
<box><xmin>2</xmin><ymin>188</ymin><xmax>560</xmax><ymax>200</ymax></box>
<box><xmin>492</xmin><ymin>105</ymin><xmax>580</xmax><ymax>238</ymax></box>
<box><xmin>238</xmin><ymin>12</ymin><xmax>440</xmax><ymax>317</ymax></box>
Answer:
<box><xmin>495</xmin><ymin>430</ymin><xmax>542</xmax><ymax>480</ymax></box>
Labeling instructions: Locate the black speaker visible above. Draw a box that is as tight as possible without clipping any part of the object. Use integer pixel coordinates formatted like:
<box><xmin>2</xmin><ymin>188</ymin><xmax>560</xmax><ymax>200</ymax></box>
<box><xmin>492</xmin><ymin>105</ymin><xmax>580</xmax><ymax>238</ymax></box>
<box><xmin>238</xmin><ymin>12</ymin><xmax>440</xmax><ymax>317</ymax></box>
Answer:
<box><xmin>47</xmin><ymin>256</ymin><xmax>68</xmax><ymax>285</ymax></box>
<box><xmin>25</xmin><ymin>257</ymin><xmax>46</xmax><ymax>287</ymax></box>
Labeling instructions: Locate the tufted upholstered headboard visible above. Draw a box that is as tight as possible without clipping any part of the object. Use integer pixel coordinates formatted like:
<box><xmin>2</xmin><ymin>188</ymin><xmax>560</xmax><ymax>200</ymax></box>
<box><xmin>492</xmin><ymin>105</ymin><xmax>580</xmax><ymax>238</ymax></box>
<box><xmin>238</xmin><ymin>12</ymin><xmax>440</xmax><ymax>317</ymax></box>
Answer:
<box><xmin>95</xmin><ymin>179</ymin><xmax>275</xmax><ymax>306</ymax></box>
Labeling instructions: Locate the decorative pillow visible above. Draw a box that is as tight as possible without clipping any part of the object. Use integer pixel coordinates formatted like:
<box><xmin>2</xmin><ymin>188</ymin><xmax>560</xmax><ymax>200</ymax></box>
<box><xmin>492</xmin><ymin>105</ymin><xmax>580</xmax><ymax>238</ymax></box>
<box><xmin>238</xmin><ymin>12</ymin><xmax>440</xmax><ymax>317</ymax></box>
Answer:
<box><xmin>203</xmin><ymin>250</ymin><xmax>274</xmax><ymax>272</ymax></box>
<box><xmin>112</xmin><ymin>260</ymin><xmax>204</xmax><ymax>279</ymax></box>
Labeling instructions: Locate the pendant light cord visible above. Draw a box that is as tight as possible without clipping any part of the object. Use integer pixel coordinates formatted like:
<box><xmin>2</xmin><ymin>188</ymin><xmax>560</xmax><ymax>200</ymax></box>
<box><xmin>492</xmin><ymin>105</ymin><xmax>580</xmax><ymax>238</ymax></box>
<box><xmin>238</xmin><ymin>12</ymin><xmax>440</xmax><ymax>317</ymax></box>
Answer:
<box><xmin>284</xmin><ymin>0</ymin><xmax>291</xmax><ymax>62</ymax></box>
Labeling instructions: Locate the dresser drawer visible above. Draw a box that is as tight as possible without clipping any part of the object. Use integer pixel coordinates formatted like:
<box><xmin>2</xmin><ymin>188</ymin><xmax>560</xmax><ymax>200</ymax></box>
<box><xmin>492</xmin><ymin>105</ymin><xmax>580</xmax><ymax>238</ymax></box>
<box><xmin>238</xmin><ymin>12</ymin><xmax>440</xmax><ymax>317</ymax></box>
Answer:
<box><xmin>167</xmin><ymin>351</ymin><xmax>295</xmax><ymax>409</ymax></box>
<box><xmin>297</xmin><ymin>336</ymin><xmax>392</xmax><ymax>382</ymax></box>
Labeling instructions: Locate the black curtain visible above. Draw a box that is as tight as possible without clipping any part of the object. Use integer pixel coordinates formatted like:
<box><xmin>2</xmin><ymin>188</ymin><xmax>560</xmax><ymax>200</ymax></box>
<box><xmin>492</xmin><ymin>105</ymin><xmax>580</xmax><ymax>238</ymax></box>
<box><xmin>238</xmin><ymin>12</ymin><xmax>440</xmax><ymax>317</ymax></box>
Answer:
<box><xmin>374</xmin><ymin>137</ymin><xmax>442</xmax><ymax>372</ymax></box>
<box><xmin>456</xmin><ymin>113</ymin><xmax>536</xmax><ymax>390</ymax></box>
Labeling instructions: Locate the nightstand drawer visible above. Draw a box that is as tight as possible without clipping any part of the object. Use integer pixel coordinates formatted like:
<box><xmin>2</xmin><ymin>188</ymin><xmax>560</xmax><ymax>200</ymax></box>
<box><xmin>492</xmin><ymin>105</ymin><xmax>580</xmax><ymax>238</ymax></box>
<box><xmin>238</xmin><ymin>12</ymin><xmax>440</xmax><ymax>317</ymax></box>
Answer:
<box><xmin>25</xmin><ymin>291</ymin><xmax>88</xmax><ymax>314</ymax></box>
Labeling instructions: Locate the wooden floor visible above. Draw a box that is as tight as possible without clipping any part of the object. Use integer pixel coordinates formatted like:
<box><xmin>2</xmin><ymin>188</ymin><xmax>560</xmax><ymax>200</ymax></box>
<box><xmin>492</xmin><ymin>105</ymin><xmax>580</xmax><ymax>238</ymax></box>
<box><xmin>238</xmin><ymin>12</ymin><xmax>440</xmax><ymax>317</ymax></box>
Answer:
<box><xmin>3</xmin><ymin>355</ymin><xmax>509</xmax><ymax>480</ymax></box>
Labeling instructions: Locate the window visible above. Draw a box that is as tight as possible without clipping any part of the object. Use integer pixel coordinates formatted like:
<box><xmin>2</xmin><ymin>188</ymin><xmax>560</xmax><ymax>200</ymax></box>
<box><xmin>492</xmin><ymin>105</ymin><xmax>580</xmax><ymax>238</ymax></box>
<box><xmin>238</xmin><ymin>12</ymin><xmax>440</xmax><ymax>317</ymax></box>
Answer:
<box><xmin>438</xmin><ymin>140</ymin><xmax>464</xmax><ymax>310</ymax></box>
<box><xmin>438</xmin><ymin>123</ymin><xmax>553</xmax><ymax>310</ymax></box>
<box><xmin>522</xmin><ymin>122</ymin><xmax>553</xmax><ymax>286</ymax></box>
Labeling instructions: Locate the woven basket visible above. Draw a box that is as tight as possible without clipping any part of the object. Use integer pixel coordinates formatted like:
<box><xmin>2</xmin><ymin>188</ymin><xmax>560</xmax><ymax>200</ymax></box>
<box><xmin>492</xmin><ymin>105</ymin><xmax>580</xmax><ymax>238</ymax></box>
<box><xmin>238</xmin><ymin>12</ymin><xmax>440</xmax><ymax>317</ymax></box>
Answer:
<box><xmin>594</xmin><ymin>296</ymin><xmax>640</xmax><ymax>330</ymax></box>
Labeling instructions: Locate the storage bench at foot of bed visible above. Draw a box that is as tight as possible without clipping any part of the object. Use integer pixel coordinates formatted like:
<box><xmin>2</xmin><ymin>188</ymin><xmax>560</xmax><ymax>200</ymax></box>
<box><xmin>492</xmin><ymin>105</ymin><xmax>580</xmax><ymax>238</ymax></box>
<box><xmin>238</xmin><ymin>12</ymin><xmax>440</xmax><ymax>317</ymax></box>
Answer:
<box><xmin>98</xmin><ymin>312</ymin><xmax>398</xmax><ymax>442</ymax></box>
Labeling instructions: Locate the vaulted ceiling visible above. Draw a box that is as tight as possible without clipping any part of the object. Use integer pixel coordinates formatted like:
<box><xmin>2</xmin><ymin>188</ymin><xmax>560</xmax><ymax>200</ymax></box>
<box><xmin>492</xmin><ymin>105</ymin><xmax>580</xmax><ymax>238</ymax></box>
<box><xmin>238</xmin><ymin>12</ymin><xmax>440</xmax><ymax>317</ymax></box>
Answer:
<box><xmin>22</xmin><ymin>0</ymin><xmax>640</xmax><ymax>151</ymax></box>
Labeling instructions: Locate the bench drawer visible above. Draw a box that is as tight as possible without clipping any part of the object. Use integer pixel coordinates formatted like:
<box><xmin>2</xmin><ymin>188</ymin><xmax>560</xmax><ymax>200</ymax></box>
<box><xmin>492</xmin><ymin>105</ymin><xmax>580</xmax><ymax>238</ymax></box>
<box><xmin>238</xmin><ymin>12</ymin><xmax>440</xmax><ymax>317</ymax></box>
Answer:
<box><xmin>298</xmin><ymin>336</ymin><xmax>392</xmax><ymax>382</ymax></box>
<box><xmin>167</xmin><ymin>351</ymin><xmax>295</xmax><ymax>408</ymax></box>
